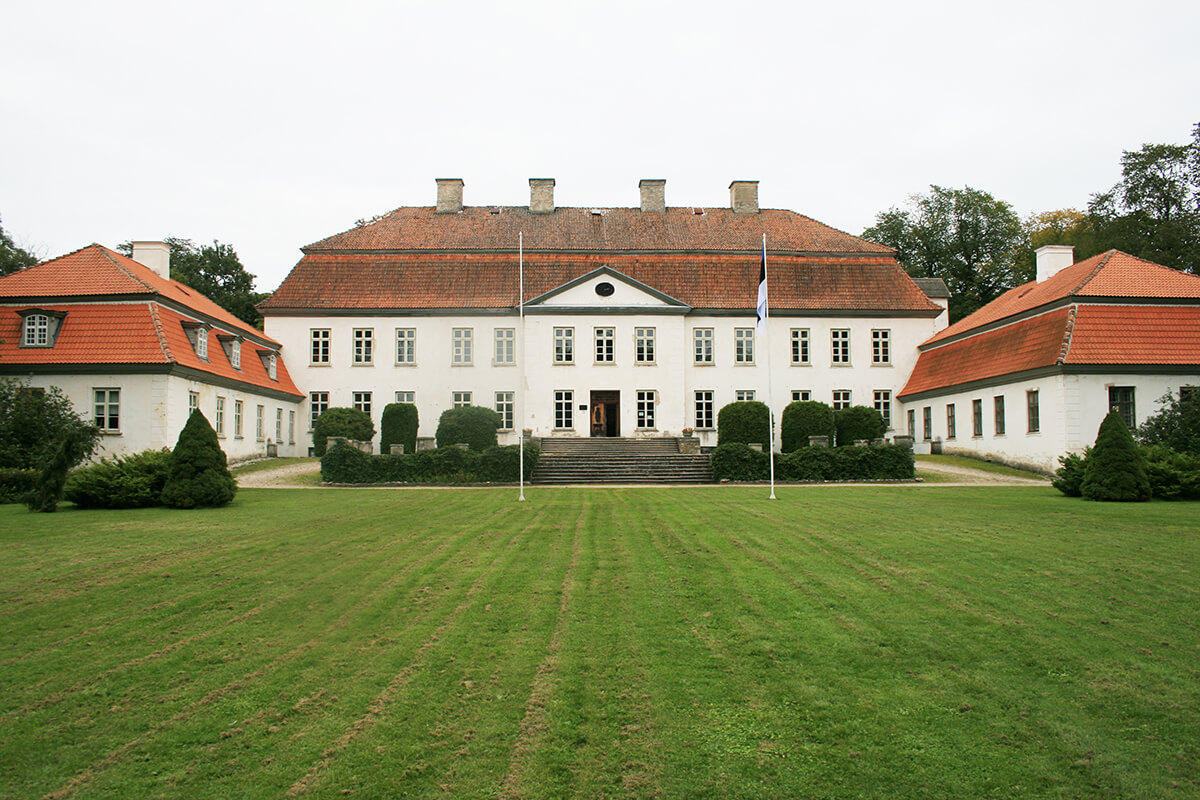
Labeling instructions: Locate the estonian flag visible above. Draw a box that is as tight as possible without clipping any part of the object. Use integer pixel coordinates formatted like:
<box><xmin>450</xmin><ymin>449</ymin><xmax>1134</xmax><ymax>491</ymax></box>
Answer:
<box><xmin>755</xmin><ymin>252</ymin><xmax>768</xmax><ymax>336</ymax></box>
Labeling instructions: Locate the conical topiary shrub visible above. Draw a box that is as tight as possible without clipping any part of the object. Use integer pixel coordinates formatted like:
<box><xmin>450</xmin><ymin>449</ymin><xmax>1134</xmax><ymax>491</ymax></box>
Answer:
<box><xmin>161</xmin><ymin>410</ymin><xmax>237</xmax><ymax>508</ymax></box>
<box><xmin>1081</xmin><ymin>411</ymin><xmax>1151</xmax><ymax>502</ymax></box>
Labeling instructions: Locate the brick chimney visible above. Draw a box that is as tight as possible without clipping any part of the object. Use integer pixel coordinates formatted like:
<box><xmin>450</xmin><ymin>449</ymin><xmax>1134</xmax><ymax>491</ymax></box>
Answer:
<box><xmin>1035</xmin><ymin>245</ymin><xmax>1075</xmax><ymax>282</ymax></box>
<box><xmin>529</xmin><ymin>178</ymin><xmax>555</xmax><ymax>214</ymax></box>
<box><xmin>131</xmin><ymin>241</ymin><xmax>170</xmax><ymax>279</ymax></box>
<box><xmin>639</xmin><ymin>179</ymin><xmax>666</xmax><ymax>212</ymax></box>
<box><xmin>729</xmin><ymin>180</ymin><xmax>759</xmax><ymax>214</ymax></box>
<box><xmin>436</xmin><ymin>178</ymin><xmax>464</xmax><ymax>213</ymax></box>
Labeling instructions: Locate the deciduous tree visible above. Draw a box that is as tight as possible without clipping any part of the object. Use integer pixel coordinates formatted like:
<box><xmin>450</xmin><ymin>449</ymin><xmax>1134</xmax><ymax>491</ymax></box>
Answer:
<box><xmin>1</xmin><ymin>215</ymin><xmax>38</xmax><ymax>277</ymax></box>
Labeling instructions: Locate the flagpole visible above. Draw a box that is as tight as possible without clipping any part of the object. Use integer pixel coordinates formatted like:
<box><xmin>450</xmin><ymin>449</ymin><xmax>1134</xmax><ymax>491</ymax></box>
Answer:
<box><xmin>518</xmin><ymin>232</ymin><xmax>526</xmax><ymax>502</ymax></box>
<box><xmin>762</xmin><ymin>233</ymin><xmax>776</xmax><ymax>500</ymax></box>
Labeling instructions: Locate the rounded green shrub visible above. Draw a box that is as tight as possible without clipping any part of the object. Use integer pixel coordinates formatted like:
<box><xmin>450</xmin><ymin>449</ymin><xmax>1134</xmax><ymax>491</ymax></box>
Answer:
<box><xmin>710</xmin><ymin>442</ymin><xmax>769</xmax><ymax>481</ymax></box>
<box><xmin>435</xmin><ymin>407</ymin><xmax>501</xmax><ymax>452</ymax></box>
<box><xmin>780</xmin><ymin>401</ymin><xmax>835</xmax><ymax>452</ymax></box>
<box><xmin>717</xmin><ymin>401</ymin><xmax>771</xmax><ymax>447</ymax></box>
<box><xmin>380</xmin><ymin>403</ymin><xmax>419</xmax><ymax>455</ymax></box>
<box><xmin>1081</xmin><ymin>411</ymin><xmax>1151</xmax><ymax>502</ymax></box>
<box><xmin>64</xmin><ymin>448</ymin><xmax>173</xmax><ymax>508</ymax></box>
<box><xmin>834</xmin><ymin>405</ymin><xmax>887</xmax><ymax>447</ymax></box>
<box><xmin>312</xmin><ymin>407</ymin><xmax>375</xmax><ymax>456</ymax></box>
<box><xmin>320</xmin><ymin>441</ymin><xmax>377</xmax><ymax>483</ymax></box>
<box><xmin>161</xmin><ymin>411</ymin><xmax>237</xmax><ymax>508</ymax></box>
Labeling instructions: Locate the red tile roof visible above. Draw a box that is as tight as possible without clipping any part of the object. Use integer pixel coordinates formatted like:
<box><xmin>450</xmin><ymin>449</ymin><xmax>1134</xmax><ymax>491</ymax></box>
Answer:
<box><xmin>927</xmin><ymin>250</ymin><xmax>1200</xmax><ymax>344</ymax></box>
<box><xmin>1065</xmin><ymin>305</ymin><xmax>1200</xmax><ymax>365</ymax></box>
<box><xmin>304</xmin><ymin>206</ymin><xmax>895</xmax><ymax>254</ymax></box>
<box><xmin>0</xmin><ymin>244</ymin><xmax>268</xmax><ymax>343</ymax></box>
<box><xmin>262</xmin><ymin>253</ymin><xmax>941</xmax><ymax>315</ymax></box>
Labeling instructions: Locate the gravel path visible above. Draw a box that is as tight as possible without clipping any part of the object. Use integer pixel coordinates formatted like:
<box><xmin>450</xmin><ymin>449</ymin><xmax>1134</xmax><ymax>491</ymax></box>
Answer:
<box><xmin>236</xmin><ymin>459</ymin><xmax>1050</xmax><ymax>489</ymax></box>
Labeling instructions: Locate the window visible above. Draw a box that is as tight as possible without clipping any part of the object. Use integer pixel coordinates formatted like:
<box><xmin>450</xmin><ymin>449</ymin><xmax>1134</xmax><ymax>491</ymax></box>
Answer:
<box><xmin>353</xmin><ymin>392</ymin><xmax>372</xmax><ymax>416</ymax></box>
<box><xmin>23</xmin><ymin>314</ymin><xmax>50</xmax><ymax>346</ymax></box>
<box><xmin>554</xmin><ymin>390</ymin><xmax>573</xmax><ymax>429</ymax></box>
<box><xmin>554</xmin><ymin>327</ymin><xmax>575</xmax><ymax>364</ymax></box>
<box><xmin>635</xmin><ymin>327</ymin><xmax>656</xmax><ymax>364</ymax></box>
<box><xmin>195</xmin><ymin>328</ymin><xmax>208</xmax><ymax>360</ymax></box>
<box><xmin>831</xmin><ymin>329</ymin><xmax>850</xmax><ymax>364</ymax></box>
<box><xmin>1109</xmin><ymin>386</ymin><xmax>1135</xmax><ymax>429</ymax></box>
<box><xmin>947</xmin><ymin>404</ymin><xmax>957</xmax><ymax>439</ymax></box>
<box><xmin>310</xmin><ymin>392</ymin><xmax>328</xmax><ymax>429</ymax></box>
<box><xmin>922</xmin><ymin>406</ymin><xmax>932</xmax><ymax>441</ymax></box>
<box><xmin>972</xmin><ymin>399</ymin><xmax>983</xmax><ymax>437</ymax></box>
<box><xmin>93</xmin><ymin>389</ymin><xmax>120</xmax><ymax>431</ymax></box>
<box><xmin>188</xmin><ymin>391</ymin><xmax>199</xmax><ymax>416</ymax></box>
<box><xmin>736</xmin><ymin>390</ymin><xmax>756</xmax><ymax>402</ymax></box>
<box><xmin>395</xmin><ymin>391</ymin><xmax>415</xmax><ymax>404</ymax></box>
<box><xmin>275</xmin><ymin>408</ymin><xmax>283</xmax><ymax>442</ymax></box>
<box><xmin>872</xmin><ymin>330</ymin><xmax>891</xmax><ymax>364</ymax></box>
<box><xmin>453</xmin><ymin>391</ymin><xmax>472</xmax><ymax>408</ymax></box>
<box><xmin>782</xmin><ymin>328</ymin><xmax>808</xmax><ymax>365</ymax></box>
<box><xmin>636</xmin><ymin>390</ymin><xmax>656</xmax><ymax>429</ymax></box>
<box><xmin>395</xmin><ymin>328</ymin><xmax>416</xmax><ymax>364</ymax></box>
<box><xmin>694</xmin><ymin>328</ymin><xmax>714</xmax><ymax>364</ymax></box>
<box><xmin>907</xmin><ymin>409</ymin><xmax>916</xmax><ymax>437</ymax></box>
<box><xmin>735</xmin><ymin>328</ymin><xmax>755</xmax><ymax>364</ymax></box>
<box><xmin>833</xmin><ymin>390</ymin><xmax>851</xmax><ymax>410</ymax></box>
<box><xmin>311</xmin><ymin>329</ymin><xmax>330</xmax><ymax>364</ymax></box>
<box><xmin>595</xmin><ymin>327</ymin><xmax>615</xmax><ymax>363</ymax></box>
<box><xmin>256</xmin><ymin>404</ymin><xmax>265</xmax><ymax>441</ymax></box>
<box><xmin>215</xmin><ymin>396</ymin><xmax>226</xmax><ymax>436</ymax></box>
<box><xmin>452</xmin><ymin>328</ymin><xmax>473</xmax><ymax>364</ymax></box>
<box><xmin>994</xmin><ymin>395</ymin><xmax>1006</xmax><ymax>436</ymax></box>
<box><xmin>230</xmin><ymin>340</ymin><xmax>241</xmax><ymax>370</ymax></box>
<box><xmin>494</xmin><ymin>328</ymin><xmax>515</xmax><ymax>365</ymax></box>
<box><xmin>267</xmin><ymin>353</ymin><xmax>277</xmax><ymax>380</ymax></box>
<box><xmin>873</xmin><ymin>390</ymin><xmax>892</xmax><ymax>428</ymax></box>
<box><xmin>234</xmin><ymin>400</ymin><xmax>243</xmax><ymax>437</ymax></box>
<box><xmin>792</xmin><ymin>390</ymin><xmax>812</xmax><ymax>402</ymax></box>
<box><xmin>288</xmin><ymin>410</ymin><xmax>295</xmax><ymax>444</ymax></box>
<box><xmin>695</xmin><ymin>391</ymin><xmax>714</xmax><ymax>429</ymax></box>
<box><xmin>353</xmin><ymin>328</ymin><xmax>374</xmax><ymax>364</ymax></box>
<box><xmin>495</xmin><ymin>392</ymin><xmax>514</xmax><ymax>430</ymax></box>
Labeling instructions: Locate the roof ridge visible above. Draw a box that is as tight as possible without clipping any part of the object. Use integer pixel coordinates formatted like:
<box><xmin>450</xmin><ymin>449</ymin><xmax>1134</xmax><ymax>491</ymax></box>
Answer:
<box><xmin>148</xmin><ymin>302</ymin><xmax>174</xmax><ymax>361</ymax></box>
<box><xmin>1070</xmin><ymin>249</ymin><xmax>1116</xmax><ymax>296</ymax></box>
<box><xmin>96</xmin><ymin>244</ymin><xmax>157</xmax><ymax>293</ymax></box>
<box><xmin>1058</xmin><ymin>304</ymin><xmax>1078</xmax><ymax>364</ymax></box>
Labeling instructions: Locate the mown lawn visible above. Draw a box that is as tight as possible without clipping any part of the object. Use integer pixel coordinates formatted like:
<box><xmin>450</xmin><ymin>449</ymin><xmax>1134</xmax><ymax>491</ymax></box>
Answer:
<box><xmin>1</xmin><ymin>487</ymin><xmax>1196</xmax><ymax>799</ymax></box>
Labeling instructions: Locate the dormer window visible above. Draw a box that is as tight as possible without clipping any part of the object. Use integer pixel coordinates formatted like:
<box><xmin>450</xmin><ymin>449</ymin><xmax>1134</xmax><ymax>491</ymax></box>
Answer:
<box><xmin>18</xmin><ymin>309</ymin><xmax>67</xmax><ymax>348</ymax></box>
<box><xmin>267</xmin><ymin>353</ymin><xmax>277</xmax><ymax>380</ymax></box>
<box><xmin>181</xmin><ymin>321</ymin><xmax>211</xmax><ymax>361</ymax></box>
<box><xmin>217</xmin><ymin>334</ymin><xmax>243</xmax><ymax>370</ymax></box>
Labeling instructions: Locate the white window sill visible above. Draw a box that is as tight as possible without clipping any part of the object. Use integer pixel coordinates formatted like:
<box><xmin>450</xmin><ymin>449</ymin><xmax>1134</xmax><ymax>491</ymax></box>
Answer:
<box><xmin>309</xmin><ymin>362</ymin><xmax>331</xmax><ymax>367</ymax></box>
<box><xmin>394</xmin><ymin>362</ymin><xmax>418</xmax><ymax>367</ymax></box>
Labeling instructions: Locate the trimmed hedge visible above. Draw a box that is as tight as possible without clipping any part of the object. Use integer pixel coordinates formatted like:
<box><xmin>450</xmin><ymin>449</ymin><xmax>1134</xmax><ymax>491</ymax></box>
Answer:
<box><xmin>435</xmin><ymin>406</ymin><xmax>501</xmax><ymax>452</ymax></box>
<box><xmin>64</xmin><ymin>449</ymin><xmax>173</xmax><ymax>509</ymax></box>
<box><xmin>0</xmin><ymin>468</ymin><xmax>37</xmax><ymax>505</ymax></box>
<box><xmin>312</xmin><ymin>407</ymin><xmax>375</xmax><ymax>457</ymax></box>
<box><xmin>321</xmin><ymin>441</ymin><xmax>540</xmax><ymax>484</ymax></box>
<box><xmin>711</xmin><ymin>442</ymin><xmax>914</xmax><ymax>482</ymax></box>
<box><xmin>380</xmin><ymin>403</ymin><xmax>419</xmax><ymax>454</ymax></box>
<box><xmin>834</xmin><ymin>405</ymin><xmax>887</xmax><ymax>447</ymax></box>
<box><xmin>717</xmin><ymin>401</ymin><xmax>771</xmax><ymax>447</ymax></box>
<box><xmin>780</xmin><ymin>401</ymin><xmax>835</xmax><ymax>452</ymax></box>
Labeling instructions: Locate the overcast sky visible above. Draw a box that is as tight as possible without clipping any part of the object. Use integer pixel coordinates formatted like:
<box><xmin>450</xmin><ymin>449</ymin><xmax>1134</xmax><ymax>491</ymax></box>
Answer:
<box><xmin>3</xmin><ymin>0</ymin><xmax>1197</xmax><ymax>292</ymax></box>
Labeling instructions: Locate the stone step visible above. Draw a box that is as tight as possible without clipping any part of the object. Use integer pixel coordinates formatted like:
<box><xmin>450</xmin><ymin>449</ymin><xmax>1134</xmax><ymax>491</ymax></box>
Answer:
<box><xmin>532</xmin><ymin>438</ymin><xmax>712</xmax><ymax>484</ymax></box>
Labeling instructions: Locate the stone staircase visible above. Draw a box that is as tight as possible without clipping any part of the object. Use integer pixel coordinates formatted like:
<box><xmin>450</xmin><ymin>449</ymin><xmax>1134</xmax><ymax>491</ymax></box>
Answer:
<box><xmin>532</xmin><ymin>437</ymin><xmax>713</xmax><ymax>484</ymax></box>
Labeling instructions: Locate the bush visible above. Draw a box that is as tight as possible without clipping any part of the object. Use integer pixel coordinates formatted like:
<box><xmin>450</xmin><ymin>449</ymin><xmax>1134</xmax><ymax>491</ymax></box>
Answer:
<box><xmin>711</xmin><ymin>442</ymin><xmax>769</xmax><ymax>481</ymax></box>
<box><xmin>161</xmin><ymin>411</ymin><xmax>237</xmax><ymax>509</ymax></box>
<box><xmin>711</xmin><ymin>442</ymin><xmax>913</xmax><ymax>483</ymax></box>
<box><xmin>380</xmin><ymin>403</ymin><xmax>419</xmax><ymax>455</ymax></box>
<box><xmin>834</xmin><ymin>405</ymin><xmax>887</xmax><ymax>447</ymax></box>
<box><xmin>1142</xmin><ymin>445</ymin><xmax>1200</xmax><ymax>501</ymax></box>
<box><xmin>320</xmin><ymin>441</ymin><xmax>378</xmax><ymax>483</ymax></box>
<box><xmin>0</xmin><ymin>468</ymin><xmax>37</xmax><ymax>505</ymax></box>
<box><xmin>321</xmin><ymin>442</ymin><xmax>540</xmax><ymax>484</ymax></box>
<box><xmin>479</xmin><ymin>442</ymin><xmax>541</xmax><ymax>483</ymax></box>
<box><xmin>717</xmin><ymin>401</ymin><xmax>771</xmax><ymax>447</ymax></box>
<box><xmin>435</xmin><ymin>407</ymin><xmax>501</xmax><ymax>451</ymax></box>
<box><xmin>780</xmin><ymin>401</ymin><xmax>835</xmax><ymax>452</ymax></box>
<box><xmin>0</xmin><ymin>379</ymin><xmax>101</xmax><ymax>470</ymax></box>
<box><xmin>312</xmin><ymin>407</ymin><xmax>375</xmax><ymax>457</ymax></box>
<box><xmin>1081</xmin><ymin>411</ymin><xmax>1151</xmax><ymax>502</ymax></box>
<box><xmin>1137</xmin><ymin>391</ymin><xmax>1200</xmax><ymax>456</ymax></box>
<box><xmin>1051</xmin><ymin>449</ymin><xmax>1090</xmax><ymax>497</ymax></box>
<box><xmin>64</xmin><ymin>449</ymin><xmax>173</xmax><ymax>509</ymax></box>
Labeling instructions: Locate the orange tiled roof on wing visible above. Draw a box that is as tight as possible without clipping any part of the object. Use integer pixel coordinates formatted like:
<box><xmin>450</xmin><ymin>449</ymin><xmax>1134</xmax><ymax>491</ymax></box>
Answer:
<box><xmin>1065</xmin><ymin>305</ymin><xmax>1200</xmax><ymax>365</ymax></box>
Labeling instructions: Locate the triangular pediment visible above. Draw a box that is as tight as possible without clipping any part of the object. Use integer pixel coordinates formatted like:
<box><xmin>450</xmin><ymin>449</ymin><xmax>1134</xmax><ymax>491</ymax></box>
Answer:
<box><xmin>526</xmin><ymin>266</ymin><xmax>689</xmax><ymax>310</ymax></box>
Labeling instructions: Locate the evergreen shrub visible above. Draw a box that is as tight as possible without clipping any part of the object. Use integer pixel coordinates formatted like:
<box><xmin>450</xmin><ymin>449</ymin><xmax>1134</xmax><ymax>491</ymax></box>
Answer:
<box><xmin>717</xmin><ymin>401</ymin><xmax>771</xmax><ymax>447</ymax></box>
<box><xmin>710</xmin><ymin>443</ymin><xmax>769</xmax><ymax>481</ymax></box>
<box><xmin>321</xmin><ymin>443</ymin><xmax>539</xmax><ymax>484</ymax></box>
<box><xmin>27</xmin><ymin>427</ymin><xmax>98</xmax><ymax>513</ymax></box>
<box><xmin>1051</xmin><ymin>449</ymin><xmax>1090</xmax><ymax>497</ymax></box>
<box><xmin>435</xmin><ymin>407</ymin><xmax>501</xmax><ymax>451</ymax></box>
<box><xmin>1080</xmin><ymin>411</ymin><xmax>1151</xmax><ymax>502</ymax></box>
<box><xmin>834</xmin><ymin>405</ymin><xmax>887</xmax><ymax>446</ymax></box>
<box><xmin>1142</xmin><ymin>445</ymin><xmax>1200</xmax><ymax>500</ymax></box>
<box><xmin>380</xmin><ymin>403</ymin><xmax>419</xmax><ymax>454</ymax></box>
<box><xmin>312</xmin><ymin>407</ymin><xmax>375</xmax><ymax>457</ymax></box>
<box><xmin>0</xmin><ymin>468</ymin><xmax>37</xmax><ymax>504</ymax></box>
<box><xmin>160</xmin><ymin>411</ymin><xmax>237</xmax><ymax>509</ymax></box>
<box><xmin>780</xmin><ymin>401</ymin><xmax>835</xmax><ymax>452</ymax></box>
<box><xmin>320</xmin><ymin>441</ymin><xmax>378</xmax><ymax>483</ymax></box>
<box><xmin>64</xmin><ymin>449</ymin><xmax>173</xmax><ymax>509</ymax></box>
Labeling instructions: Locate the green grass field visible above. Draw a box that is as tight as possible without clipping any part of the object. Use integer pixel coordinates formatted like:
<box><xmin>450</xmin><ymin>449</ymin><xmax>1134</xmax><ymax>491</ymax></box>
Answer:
<box><xmin>1</xmin><ymin>487</ymin><xmax>1197</xmax><ymax>799</ymax></box>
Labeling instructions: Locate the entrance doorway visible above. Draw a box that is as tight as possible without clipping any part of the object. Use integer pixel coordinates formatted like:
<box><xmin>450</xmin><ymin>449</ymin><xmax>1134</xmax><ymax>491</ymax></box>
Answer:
<box><xmin>589</xmin><ymin>390</ymin><xmax>620</xmax><ymax>437</ymax></box>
